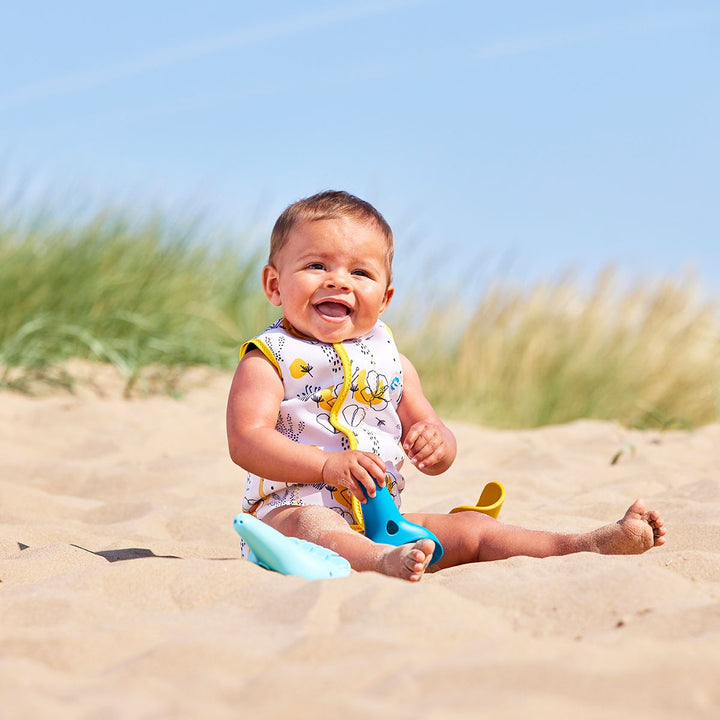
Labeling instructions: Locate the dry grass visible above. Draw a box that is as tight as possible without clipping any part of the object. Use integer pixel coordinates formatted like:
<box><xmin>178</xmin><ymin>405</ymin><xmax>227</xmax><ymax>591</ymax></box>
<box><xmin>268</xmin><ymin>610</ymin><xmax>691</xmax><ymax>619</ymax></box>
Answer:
<box><xmin>400</xmin><ymin>270</ymin><xmax>720</xmax><ymax>428</ymax></box>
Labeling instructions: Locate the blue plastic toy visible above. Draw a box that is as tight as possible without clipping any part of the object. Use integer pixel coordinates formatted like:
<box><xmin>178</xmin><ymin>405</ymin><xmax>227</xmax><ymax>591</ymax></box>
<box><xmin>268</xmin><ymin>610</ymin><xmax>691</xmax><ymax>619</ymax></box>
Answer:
<box><xmin>233</xmin><ymin>512</ymin><xmax>351</xmax><ymax>580</ymax></box>
<box><xmin>361</xmin><ymin>481</ymin><xmax>444</xmax><ymax>566</ymax></box>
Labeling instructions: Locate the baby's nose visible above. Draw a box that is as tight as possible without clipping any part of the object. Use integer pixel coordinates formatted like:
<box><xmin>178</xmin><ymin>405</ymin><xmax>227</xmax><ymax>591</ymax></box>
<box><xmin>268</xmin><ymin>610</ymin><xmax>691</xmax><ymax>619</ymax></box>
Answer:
<box><xmin>325</xmin><ymin>271</ymin><xmax>351</xmax><ymax>290</ymax></box>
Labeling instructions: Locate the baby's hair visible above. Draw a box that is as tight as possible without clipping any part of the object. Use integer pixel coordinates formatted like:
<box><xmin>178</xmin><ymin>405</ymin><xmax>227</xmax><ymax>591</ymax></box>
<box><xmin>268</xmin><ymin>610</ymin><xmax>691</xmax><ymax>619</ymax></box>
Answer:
<box><xmin>269</xmin><ymin>190</ymin><xmax>394</xmax><ymax>279</ymax></box>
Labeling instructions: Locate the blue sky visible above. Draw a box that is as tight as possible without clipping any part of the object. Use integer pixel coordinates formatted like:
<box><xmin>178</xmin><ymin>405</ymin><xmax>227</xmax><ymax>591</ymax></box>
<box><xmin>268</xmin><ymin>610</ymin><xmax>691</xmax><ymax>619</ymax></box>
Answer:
<box><xmin>2</xmin><ymin>1</ymin><xmax>719</xmax><ymax>301</ymax></box>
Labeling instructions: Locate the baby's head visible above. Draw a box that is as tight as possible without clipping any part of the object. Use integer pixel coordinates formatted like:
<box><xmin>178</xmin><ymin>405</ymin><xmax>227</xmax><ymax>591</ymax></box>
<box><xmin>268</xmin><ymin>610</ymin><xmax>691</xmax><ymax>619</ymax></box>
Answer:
<box><xmin>263</xmin><ymin>190</ymin><xmax>396</xmax><ymax>343</ymax></box>
<box><xmin>269</xmin><ymin>190</ymin><xmax>394</xmax><ymax>282</ymax></box>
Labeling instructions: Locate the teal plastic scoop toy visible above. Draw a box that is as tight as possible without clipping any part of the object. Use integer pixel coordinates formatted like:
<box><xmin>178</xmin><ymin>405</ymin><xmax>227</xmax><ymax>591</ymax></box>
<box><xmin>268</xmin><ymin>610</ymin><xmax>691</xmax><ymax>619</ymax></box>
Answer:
<box><xmin>234</xmin><ymin>512</ymin><xmax>351</xmax><ymax>580</ymax></box>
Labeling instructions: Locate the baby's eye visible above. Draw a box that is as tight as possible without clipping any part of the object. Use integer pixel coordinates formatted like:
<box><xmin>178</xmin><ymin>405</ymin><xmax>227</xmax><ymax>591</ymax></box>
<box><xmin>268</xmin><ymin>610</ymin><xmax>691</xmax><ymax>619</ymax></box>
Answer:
<box><xmin>307</xmin><ymin>262</ymin><xmax>325</xmax><ymax>270</ymax></box>
<box><xmin>352</xmin><ymin>269</ymin><xmax>370</xmax><ymax>277</ymax></box>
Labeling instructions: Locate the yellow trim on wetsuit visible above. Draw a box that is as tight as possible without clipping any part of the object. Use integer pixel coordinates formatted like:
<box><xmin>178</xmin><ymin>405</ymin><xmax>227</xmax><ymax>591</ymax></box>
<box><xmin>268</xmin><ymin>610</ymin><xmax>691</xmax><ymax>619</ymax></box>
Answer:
<box><xmin>330</xmin><ymin>341</ymin><xmax>365</xmax><ymax>532</ymax></box>
<box><xmin>239</xmin><ymin>338</ymin><xmax>282</xmax><ymax>378</ymax></box>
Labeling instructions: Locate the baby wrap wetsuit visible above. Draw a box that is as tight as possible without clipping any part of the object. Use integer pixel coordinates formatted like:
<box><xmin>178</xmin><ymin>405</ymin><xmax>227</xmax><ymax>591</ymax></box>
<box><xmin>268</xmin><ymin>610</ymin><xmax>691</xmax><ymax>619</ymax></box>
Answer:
<box><xmin>239</xmin><ymin>318</ymin><xmax>406</xmax><ymax>545</ymax></box>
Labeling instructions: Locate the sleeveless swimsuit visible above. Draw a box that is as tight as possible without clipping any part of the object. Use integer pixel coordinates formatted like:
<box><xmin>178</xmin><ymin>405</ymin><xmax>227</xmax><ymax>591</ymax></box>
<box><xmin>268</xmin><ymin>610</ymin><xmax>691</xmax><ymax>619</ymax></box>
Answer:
<box><xmin>239</xmin><ymin>318</ymin><xmax>405</xmax><ymax>540</ymax></box>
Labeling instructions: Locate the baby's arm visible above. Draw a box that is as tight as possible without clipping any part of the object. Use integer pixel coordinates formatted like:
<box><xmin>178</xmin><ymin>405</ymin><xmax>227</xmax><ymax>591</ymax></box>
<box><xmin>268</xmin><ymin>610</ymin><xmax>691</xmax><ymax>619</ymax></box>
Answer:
<box><xmin>226</xmin><ymin>349</ymin><xmax>386</xmax><ymax>500</ymax></box>
<box><xmin>397</xmin><ymin>354</ymin><xmax>457</xmax><ymax>475</ymax></box>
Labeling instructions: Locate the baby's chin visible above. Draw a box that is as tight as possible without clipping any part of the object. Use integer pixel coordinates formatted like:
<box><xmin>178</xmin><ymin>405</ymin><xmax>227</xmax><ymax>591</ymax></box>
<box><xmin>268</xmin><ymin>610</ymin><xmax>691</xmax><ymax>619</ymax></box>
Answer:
<box><xmin>294</xmin><ymin>321</ymin><xmax>367</xmax><ymax>344</ymax></box>
<box><xmin>311</xmin><ymin>327</ymin><xmax>358</xmax><ymax>343</ymax></box>
<box><xmin>282</xmin><ymin>312</ymin><xmax>363</xmax><ymax>344</ymax></box>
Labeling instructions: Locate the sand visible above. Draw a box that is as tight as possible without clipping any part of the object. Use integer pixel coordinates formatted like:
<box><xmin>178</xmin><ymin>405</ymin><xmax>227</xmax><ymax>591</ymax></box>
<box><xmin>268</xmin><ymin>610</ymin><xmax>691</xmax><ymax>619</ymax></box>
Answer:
<box><xmin>2</xmin><ymin>369</ymin><xmax>719</xmax><ymax>719</ymax></box>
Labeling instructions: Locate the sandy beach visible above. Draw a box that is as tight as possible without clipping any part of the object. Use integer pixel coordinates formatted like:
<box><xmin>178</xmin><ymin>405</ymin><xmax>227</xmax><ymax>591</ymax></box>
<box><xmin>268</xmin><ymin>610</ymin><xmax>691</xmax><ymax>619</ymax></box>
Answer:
<box><xmin>2</xmin><ymin>369</ymin><xmax>719</xmax><ymax>719</ymax></box>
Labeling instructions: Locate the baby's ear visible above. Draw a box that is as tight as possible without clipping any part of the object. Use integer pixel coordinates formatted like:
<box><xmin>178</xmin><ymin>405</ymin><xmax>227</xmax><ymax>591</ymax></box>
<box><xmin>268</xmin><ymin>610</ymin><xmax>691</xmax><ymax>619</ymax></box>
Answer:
<box><xmin>379</xmin><ymin>284</ymin><xmax>394</xmax><ymax>315</ymax></box>
<box><xmin>262</xmin><ymin>265</ymin><xmax>282</xmax><ymax>306</ymax></box>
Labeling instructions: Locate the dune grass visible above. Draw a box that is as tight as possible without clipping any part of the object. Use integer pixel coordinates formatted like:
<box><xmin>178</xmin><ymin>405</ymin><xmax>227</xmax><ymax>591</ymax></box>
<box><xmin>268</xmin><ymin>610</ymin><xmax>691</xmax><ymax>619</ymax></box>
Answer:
<box><xmin>401</xmin><ymin>270</ymin><xmax>720</xmax><ymax>428</ymax></box>
<box><xmin>0</xmin><ymin>210</ymin><xmax>276</xmax><ymax>395</ymax></box>
<box><xmin>1</xmin><ymin>206</ymin><xmax>718</xmax><ymax>428</ymax></box>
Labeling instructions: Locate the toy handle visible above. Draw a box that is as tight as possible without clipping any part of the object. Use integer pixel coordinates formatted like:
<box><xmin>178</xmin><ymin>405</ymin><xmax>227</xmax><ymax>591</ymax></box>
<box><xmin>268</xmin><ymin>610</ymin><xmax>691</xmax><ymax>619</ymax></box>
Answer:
<box><xmin>362</xmin><ymin>481</ymin><xmax>444</xmax><ymax>566</ymax></box>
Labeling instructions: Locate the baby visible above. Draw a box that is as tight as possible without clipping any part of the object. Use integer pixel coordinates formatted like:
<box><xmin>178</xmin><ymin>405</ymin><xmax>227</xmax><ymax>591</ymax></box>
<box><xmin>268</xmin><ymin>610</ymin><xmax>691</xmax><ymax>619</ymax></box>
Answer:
<box><xmin>226</xmin><ymin>190</ymin><xmax>665</xmax><ymax>581</ymax></box>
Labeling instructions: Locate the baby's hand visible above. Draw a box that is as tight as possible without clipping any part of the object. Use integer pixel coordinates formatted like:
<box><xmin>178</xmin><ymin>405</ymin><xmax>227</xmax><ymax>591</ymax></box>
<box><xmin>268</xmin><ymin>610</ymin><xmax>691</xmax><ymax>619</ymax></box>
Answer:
<box><xmin>404</xmin><ymin>421</ymin><xmax>454</xmax><ymax>472</ymax></box>
<box><xmin>322</xmin><ymin>451</ymin><xmax>386</xmax><ymax>502</ymax></box>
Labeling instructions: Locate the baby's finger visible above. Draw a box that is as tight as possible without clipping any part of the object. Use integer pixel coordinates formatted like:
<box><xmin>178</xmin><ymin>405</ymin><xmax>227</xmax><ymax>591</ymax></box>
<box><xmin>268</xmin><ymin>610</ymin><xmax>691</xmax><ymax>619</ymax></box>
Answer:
<box><xmin>363</xmin><ymin>452</ymin><xmax>388</xmax><ymax>485</ymax></box>
<box><xmin>406</xmin><ymin>421</ymin><xmax>440</xmax><ymax>451</ymax></box>
<box><xmin>410</xmin><ymin>434</ymin><xmax>443</xmax><ymax>468</ymax></box>
<box><xmin>356</xmin><ymin>454</ymin><xmax>386</xmax><ymax>490</ymax></box>
<box><xmin>410</xmin><ymin>444</ymin><xmax>434</xmax><ymax>467</ymax></box>
<box><xmin>409</xmin><ymin>431</ymin><xmax>431</xmax><ymax>454</ymax></box>
<box><xmin>407</xmin><ymin>428</ymin><xmax>436</xmax><ymax>458</ymax></box>
<box><xmin>415</xmin><ymin>444</ymin><xmax>444</xmax><ymax>469</ymax></box>
<box><xmin>349</xmin><ymin>478</ymin><xmax>371</xmax><ymax>502</ymax></box>
<box><xmin>403</xmin><ymin>425</ymin><xmax>422</xmax><ymax>453</ymax></box>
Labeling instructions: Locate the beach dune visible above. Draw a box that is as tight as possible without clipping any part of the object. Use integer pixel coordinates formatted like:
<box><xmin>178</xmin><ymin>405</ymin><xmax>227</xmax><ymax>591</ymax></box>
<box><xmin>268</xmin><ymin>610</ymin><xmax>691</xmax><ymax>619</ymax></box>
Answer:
<box><xmin>2</xmin><ymin>371</ymin><xmax>719</xmax><ymax>718</ymax></box>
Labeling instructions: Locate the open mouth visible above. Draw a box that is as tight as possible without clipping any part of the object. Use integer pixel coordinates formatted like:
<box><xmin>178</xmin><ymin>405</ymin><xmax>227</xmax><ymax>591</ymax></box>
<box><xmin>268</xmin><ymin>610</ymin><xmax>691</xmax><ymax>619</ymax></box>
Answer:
<box><xmin>314</xmin><ymin>301</ymin><xmax>351</xmax><ymax>319</ymax></box>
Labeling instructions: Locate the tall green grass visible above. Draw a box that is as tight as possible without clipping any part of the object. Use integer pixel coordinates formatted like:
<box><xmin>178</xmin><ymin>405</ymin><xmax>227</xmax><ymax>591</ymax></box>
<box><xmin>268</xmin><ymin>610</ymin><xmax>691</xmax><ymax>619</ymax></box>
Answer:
<box><xmin>1</xmin><ymin>206</ymin><xmax>718</xmax><ymax>427</ymax></box>
<box><xmin>0</xmin><ymin>210</ymin><xmax>275</xmax><ymax>394</ymax></box>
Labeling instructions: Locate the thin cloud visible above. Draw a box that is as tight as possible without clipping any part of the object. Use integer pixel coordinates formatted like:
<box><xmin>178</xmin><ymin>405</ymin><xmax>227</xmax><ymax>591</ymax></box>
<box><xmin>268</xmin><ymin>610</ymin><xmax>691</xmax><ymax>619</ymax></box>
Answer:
<box><xmin>474</xmin><ymin>8</ymin><xmax>720</xmax><ymax>61</ymax></box>
<box><xmin>0</xmin><ymin>0</ymin><xmax>430</xmax><ymax>112</ymax></box>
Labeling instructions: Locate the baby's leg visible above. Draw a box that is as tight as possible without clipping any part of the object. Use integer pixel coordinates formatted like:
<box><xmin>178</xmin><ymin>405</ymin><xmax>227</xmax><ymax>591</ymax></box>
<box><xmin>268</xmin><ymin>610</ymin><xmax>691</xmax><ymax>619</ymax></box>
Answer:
<box><xmin>407</xmin><ymin>498</ymin><xmax>666</xmax><ymax>569</ymax></box>
<box><xmin>263</xmin><ymin>505</ymin><xmax>435</xmax><ymax>582</ymax></box>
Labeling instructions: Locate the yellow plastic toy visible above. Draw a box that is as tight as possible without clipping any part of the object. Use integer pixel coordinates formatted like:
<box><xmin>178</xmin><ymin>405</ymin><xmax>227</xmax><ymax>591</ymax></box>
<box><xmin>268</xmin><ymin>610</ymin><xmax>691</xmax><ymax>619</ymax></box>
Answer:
<box><xmin>449</xmin><ymin>481</ymin><xmax>505</xmax><ymax>519</ymax></box>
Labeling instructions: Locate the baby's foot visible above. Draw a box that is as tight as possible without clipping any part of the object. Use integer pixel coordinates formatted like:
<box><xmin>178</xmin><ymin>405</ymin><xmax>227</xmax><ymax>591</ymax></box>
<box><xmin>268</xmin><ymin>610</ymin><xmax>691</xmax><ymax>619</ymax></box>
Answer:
<box><xmin>593</xmin><ymin>499</ymin><xmax>666</xmax><ymax>555</ymax></box>
<box><xmin>379</xmin><ymin>538</ymin><xmax>435</xmax><ymax>581</ymax></box>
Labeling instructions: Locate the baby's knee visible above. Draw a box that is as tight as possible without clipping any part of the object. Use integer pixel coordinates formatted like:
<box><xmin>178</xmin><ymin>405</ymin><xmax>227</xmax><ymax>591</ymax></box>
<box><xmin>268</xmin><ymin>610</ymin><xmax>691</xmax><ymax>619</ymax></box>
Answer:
<box><xmin>268</xmin><ymin>504</ymin><xmax>349</xmax><ymax>541</ymax></box>
<box><xmin>450</xmin><ymin>511</ymin><xmax>500</xmax><ymax>558</ymax></box>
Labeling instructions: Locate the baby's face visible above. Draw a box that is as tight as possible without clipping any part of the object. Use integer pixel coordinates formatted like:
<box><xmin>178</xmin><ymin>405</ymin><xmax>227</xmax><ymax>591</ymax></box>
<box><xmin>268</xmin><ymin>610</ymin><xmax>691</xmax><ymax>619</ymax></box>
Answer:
<box><xmin>263</xmin><ymin>217</ymin><xmax>394</xmax><ymax>343</ymax></box>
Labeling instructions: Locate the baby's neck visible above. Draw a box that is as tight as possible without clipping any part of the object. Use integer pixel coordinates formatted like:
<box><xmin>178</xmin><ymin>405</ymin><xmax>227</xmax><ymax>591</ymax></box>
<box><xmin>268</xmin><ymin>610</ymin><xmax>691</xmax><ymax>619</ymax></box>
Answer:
<box><xmin>281</xmin><ymin>316</ymin><xmax>374</xmax><ymax>344</ymax></box>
